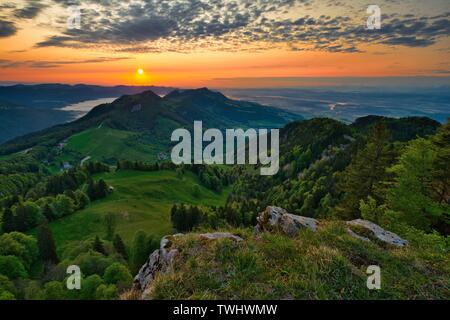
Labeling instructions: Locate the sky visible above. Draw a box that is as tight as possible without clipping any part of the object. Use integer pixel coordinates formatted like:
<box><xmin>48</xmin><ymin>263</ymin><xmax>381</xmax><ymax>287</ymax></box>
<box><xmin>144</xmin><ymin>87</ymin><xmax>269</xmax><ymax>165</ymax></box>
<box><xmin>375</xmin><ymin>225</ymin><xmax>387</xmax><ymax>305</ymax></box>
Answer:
<box><xmin>0</xmin><ymin>0</ymin><xmax>449</xmax><ymax>88</ymax></box>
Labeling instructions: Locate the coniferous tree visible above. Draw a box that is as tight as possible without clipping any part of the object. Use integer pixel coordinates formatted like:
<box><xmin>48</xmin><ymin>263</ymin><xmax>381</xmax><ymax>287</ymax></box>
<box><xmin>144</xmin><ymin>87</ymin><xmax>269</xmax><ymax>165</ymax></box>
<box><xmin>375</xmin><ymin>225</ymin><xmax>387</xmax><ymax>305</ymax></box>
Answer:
<box><xmin>131</xmin><ymin>231</ymin><xmax>148</xmax><ymax>273</ymax></box>
<box><xmin>113</xmin><ymin>234</ymin><xmax>128</xmax><ymax>260</ymax></box>
<box><xmin>336</xmin><ymin>122</ymin><xmax>395</xmax><ymax>219</ymax></box>
<box><xmin>104</xmin><ymin>212</ymin><xmax>117</xmax><ymax>240</ymax></box>
<box><xmin>92</xmin><ymin>235</ymin><xmax>106</xmax><ymax>255</ymax></box>
<box><xmin>37</xmin><ymin>220</ymin><xmax>59</xmax><ymax>264</ymax></box>
<box><xmin>431</xmin><ymin>121</ymin><xmax>450</xmax><ymax>204</ymax></box>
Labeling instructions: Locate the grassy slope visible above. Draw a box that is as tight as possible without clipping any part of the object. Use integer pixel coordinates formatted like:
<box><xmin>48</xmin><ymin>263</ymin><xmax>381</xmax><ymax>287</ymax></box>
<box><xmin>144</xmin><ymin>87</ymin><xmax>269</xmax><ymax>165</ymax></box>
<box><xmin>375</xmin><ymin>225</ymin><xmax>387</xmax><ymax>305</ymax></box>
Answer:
<box><xmin>47</xmin><ymin>170</ymin><xmax>230</xmax><ymax>252</ymax></box>
<box><xmin>65</xmin><ymin>127</ymin><xmax>160</xmax><ymax>163</ymax></box>
<box><xmin>150</xmin><ymin>223</ymin><xmax>449</xmax><ymax>300</ymax></box>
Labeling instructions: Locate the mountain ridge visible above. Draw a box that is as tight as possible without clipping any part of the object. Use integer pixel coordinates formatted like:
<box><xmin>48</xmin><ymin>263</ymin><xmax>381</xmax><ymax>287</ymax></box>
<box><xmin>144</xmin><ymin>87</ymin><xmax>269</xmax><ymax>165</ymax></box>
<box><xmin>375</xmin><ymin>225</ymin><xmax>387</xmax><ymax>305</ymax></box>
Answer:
<box><xmin>0</xmin><ymin>88</ymin><xmax>301</xmax><ymax>156</ymax></box>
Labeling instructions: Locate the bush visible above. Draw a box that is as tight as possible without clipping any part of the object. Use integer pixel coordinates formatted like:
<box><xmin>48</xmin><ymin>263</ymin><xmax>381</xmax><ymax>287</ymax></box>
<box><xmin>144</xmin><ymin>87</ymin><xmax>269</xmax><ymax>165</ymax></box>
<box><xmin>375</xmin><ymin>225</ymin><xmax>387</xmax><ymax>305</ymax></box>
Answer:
<box><xmin>95</xmin><ymin>284</ymin><xmax>118</xmax><ymax>300</ymax></box>
<box><xmin>43</xmin><ymin>281</ymin><xmax>65</xmax><ymax>300</ymax></box>
<box><xmin>103</xmin><ymin>263</ymin><xmax>132</xmax><ymax>290</ymax></box>
<box><xmin>0</xmin><ymin>256</ymin><xmax>28</xmax><ymax>279</ymax></box>
<box><xmin>0</xmin><ymin>232</ymin><xmax>39</xmax><ymax>271</ymax></box>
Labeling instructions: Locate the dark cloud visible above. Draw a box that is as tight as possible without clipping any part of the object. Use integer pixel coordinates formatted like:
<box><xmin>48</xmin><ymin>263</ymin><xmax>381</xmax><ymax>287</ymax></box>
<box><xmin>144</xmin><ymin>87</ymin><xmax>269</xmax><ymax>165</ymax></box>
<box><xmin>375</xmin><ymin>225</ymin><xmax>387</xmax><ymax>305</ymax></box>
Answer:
<box><xmin>0</xmin><ymin>57</ymin><xmax>130</xmax><ymax>68</ymax></box>
<box><xmin>16</xmin><ymin>0</ymin><xmax>449</xmax><ymax>54</ymax></box>
<box><xmin>0</xmin><ymin>19</ymin><xmax>17</xmax><ymax>37</ymax></box>
<box><xmin>14</xmin><ymin>1</ymin><xmax>47</xmax><ymax>19</ymax></box>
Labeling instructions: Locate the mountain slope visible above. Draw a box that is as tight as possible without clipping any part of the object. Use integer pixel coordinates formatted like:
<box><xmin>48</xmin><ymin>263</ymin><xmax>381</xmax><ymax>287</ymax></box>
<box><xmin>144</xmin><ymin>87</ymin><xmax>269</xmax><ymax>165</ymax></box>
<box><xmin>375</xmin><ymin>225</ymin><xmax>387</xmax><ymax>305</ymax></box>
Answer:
<box><xmin>0</xmin><ymin>88</ymin><xmax>302</xmax><ymax>157</ymax></box>
<box><xmin>0</xmin><ymin>84</ymin><xmax>175</xmax><ymax>109</ymax></box>
<box><xmin>0</xmin><ymin>100</ymin><xmax>71</xmax><ymax>143</ymax></box>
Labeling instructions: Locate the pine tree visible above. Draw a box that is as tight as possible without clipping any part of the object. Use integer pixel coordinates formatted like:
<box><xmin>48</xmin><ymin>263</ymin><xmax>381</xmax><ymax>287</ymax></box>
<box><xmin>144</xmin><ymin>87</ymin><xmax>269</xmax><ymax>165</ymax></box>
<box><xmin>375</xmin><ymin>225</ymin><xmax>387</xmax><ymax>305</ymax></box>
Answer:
<box><xmin>103</xmin><ymin>212</ymin><xmax>117</xmax><ymax>240</ymax></box>
<box><xmin>37</xmin><ymin>220</ymin><xmax>59</xmax><ymax>264</ymax></box>
<box><xmin>113</xmin><ymin>234</ymin><xmax>128</xmax><ymax>260</ymax></box>
<box><xmin>432</xmin><ymin>121</ymin><xmax>450</xmax><ymax>204</ymax></box>
<box><xmin>92</xmin><ymin>235</ymin><xmax>106</xmax><ymax>255</ymax></box>
<box><xmin>131</xmin><ymin>231</ymin><xmax>148</xmax><ymax>273</ymax></box>
<box><xmin>98</xmin><ymin>179</ymin><xmax>108</xmax><ymax>198</ymax></box>
<box><xmin>336</xmin><ymin>122</ymin><xmax>395</xmax><ymax>219</ymax></box>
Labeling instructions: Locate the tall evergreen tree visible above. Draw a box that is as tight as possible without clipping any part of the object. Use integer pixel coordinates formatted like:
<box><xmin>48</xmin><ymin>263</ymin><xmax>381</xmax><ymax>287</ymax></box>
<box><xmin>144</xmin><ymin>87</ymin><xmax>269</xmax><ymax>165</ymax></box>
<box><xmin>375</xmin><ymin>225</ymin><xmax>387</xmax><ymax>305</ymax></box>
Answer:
<box><xmin>113</xmin><ymin>234</ymin><xmax>128</xmax><ymax>260</ymax></box>
<box><xmin>103</xmin><ymin>212</ymin><xmax>117</xmax><ymax>240</ymax></box>
<box><xmin>336</xmin><ymin>122</ymin><xmax>395</xmax><ymax>219</ymax></box>
<box><xmin>431</xmin><ymin>121</ymin><xmax>450</xmax><ymax>204</ymax></box>
<box><xmin>131</xmin><ymin>231</ymin><xmax>148</xmax><ymax>273</ymax></box>
<box><xmin>92</xmin><ymin>235</ymin><xmax>106</xmax><ymax>255</ymax></box>
<box><xmin>37</xmin><ymin>220</ymin><xmax>59</xmax><ymax>264</ymax></box>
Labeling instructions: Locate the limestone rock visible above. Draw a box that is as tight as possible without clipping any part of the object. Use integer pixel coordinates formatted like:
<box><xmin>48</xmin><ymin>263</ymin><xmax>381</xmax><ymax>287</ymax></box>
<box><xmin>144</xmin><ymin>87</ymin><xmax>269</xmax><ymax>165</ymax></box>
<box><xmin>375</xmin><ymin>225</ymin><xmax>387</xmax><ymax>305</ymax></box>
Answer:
<box><xmin>133</xmin><ymin>232</ymin><xmax>243</xmax><ymax>299</ymax></box>
<box><xmin>133</xmin><ymin>234</ymin><xmax>181</xmax><ymax>299</ymax></box>
<box><xmin>255</xmin><ymin>206</ymin><xmax>318</xmax><ymax>237</ymax></box>
<box><xmin>346</xmin><ymin>219</ymin><xmax>408</xmax><ymax>247</ymax></box>
<box><xmin>199</xmin><ymin>232</ymin><xmax>243</xmax><ymax>241</ymax></box>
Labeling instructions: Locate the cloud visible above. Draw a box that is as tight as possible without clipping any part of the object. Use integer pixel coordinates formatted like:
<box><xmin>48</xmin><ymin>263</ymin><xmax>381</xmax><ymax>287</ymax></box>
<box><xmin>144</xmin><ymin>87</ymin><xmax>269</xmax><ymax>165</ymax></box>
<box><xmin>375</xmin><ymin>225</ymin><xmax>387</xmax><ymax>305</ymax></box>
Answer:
<box><xmin>0</xmin><ymin>20</ymin><xmax>17</xmax><ymax>37</ymax></box>
<box><xmin>0</xmin><ymin>57</ymin><xmax>130</xmax><ymax>68</ymax></box>
<box><xmin>2</xmin><ymin>0</ymin><xmax>446</xmax><ymax>54</ymax></box>
<box><xmin>14</xmin><ymin>0</ymin><xmax>47</xmax><ymax>19</ymax></box>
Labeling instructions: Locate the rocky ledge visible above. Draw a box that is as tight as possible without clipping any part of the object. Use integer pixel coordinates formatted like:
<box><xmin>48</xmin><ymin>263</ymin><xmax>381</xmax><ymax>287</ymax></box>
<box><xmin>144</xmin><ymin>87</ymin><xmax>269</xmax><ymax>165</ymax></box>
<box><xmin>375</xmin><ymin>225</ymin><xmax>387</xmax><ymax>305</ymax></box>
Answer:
<box><xmin>346</xmin><ymin>219</ymin><xmax>408</xmax><ymax>247</ymax></box>
<box><xmin>132</xmin><ymin>206</ymin><xmax>407</xmax><ymax>299</ymax></box>
<box><xmin>133</xmin><ymin>232</ymin><xmax>243</xmax><ymax>299</ymax></box>
<box><xmin>255</xmin><ymin>206</ymin><xmax>319</xmax><ymax>236</ymax></box>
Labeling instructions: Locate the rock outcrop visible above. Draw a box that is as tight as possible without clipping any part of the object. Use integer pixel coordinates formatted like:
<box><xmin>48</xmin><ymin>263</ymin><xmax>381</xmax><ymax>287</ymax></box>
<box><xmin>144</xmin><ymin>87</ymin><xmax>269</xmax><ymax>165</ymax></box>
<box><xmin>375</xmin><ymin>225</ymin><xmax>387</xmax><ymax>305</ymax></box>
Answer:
<box><xmin>133</xmin><ymin>207</ymin><xmax>408</xmax><ymax>299</ymax></box>
<box><xmin>133</xmin><ymin>232</ymin><xmax>243</xmax><ymax>299</ymax></box>
<box><xmin>255</xmin><ymin>206</ymin><xmax>318</xmax><ymax>237</ymax></box>
<box><xmin>346</xmin><ymin>219</ymin><xmax>408</xmax><ymax>247</ymax></box>
<box><xmin>133</xmin><ymin>234</ymin><xmax>181</xmax><ymax>299</ymax></box>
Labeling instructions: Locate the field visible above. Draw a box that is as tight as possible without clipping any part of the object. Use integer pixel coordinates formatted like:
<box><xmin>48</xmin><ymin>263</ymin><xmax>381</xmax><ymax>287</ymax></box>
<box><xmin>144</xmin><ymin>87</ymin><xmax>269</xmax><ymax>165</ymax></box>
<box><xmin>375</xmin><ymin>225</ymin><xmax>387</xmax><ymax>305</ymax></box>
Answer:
<box><xmin>65</xmin><ymin>127</ymin><xmax>163</xmax><ymax>163</ymax></box>
<box><xmin>46</xmin><ymin>169</ymin><xmax>230</xmax><ymax>253</ymax></box>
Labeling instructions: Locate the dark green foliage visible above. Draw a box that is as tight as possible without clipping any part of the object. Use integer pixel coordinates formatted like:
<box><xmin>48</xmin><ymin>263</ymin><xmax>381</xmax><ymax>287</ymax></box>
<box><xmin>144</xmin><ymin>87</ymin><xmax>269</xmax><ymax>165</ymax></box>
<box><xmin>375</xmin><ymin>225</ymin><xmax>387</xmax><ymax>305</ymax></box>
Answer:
<box><xmin>113</xmin><ymin>234</ymin><xmax>128</xmax><ymax>260</ymax></box>
<box><xmin>103</xmin><ymin>212</ymin><xmax>117</xmax><ymax>240</ymax></box>
<box><xmin>1</xmin><ymin>208</ymin><xmax>15</xmax><ymax>233</ymax></box>
<box><xmin>103</xmin><ymin>263</ymin><xmax>133</xmax><ymax>290</ymax></box>
<box><xmin>336</xmin><ymin>122</ymin><xmax>396</xmax><ymax>219</ymax></box>
<box><xmin>45</xmin><ymin>169</ymin><xmax>88</xmax><ymax>195</ymax></box>
<box><xmin>351</xmin><ymin>115</ymin><xmax>440</xmax><ymax>142</ymax></box>
<box><xmin>87</xmin><ymin>179</ymin><xmax>110</xmax><ymax>201</ymax></box>
<box><xmin>37</xmin><ymin>221</ymin><xmax>59</xmax><ymax>264</ymax></box>
<box><xmin>11</xmin><ymin>200</ymin><xmax>45</xmax><ymax>231</ymax></box>
<box><xmin>82</xmin><ymin>161</ymin><xmax>110</xmax><ymax>175</ymax></box>
<box><xmin>0</xmin><ymin>255</ymin><xmax>28</xmax><ymax>279</ymax></box>
<box><xmin>171</xmin><ymin>204</ymin><xmax>207</xmax><ymax>232</ymax></box>
<box><xmin>0</xmin><ymin>232</ymin><xmax>39</xmax><ymax>272</ymax></box>
<box><xmin>74</xmin><ymin>190</ymin><xmax>90</xmax><ymax>210</ymax></box>
<box><xmin>92</xmin><ymin>236</ymin><xmax>106</xmax><ymax>255</ymax></box>
<box><xmin>131</xmin><ymin>230</ymin><xmax>150</xmax><ymax>273</ymax></box>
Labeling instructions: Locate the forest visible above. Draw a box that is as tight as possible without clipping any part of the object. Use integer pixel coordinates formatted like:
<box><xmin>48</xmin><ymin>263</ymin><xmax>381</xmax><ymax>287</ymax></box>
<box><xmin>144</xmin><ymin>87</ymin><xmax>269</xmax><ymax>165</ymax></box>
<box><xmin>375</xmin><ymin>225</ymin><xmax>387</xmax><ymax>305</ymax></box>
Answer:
<box><xmin>0</xmin><ymin>115</ymin><xmax>448</xmax><ymax>299</ymax></box>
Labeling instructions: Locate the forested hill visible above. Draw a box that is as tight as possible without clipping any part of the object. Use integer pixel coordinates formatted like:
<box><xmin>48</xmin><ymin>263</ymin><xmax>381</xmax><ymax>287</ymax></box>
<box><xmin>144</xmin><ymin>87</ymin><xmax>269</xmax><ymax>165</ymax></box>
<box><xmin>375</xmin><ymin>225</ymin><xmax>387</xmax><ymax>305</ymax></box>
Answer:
<box><xmin>0</xmin><ymin>112</ymin><xmax>447</xmax><ymax>300</ymax></box>
<box><xmin>0</xmin><ymin>84</ymin><xmax>175</xmax><ymax>109</ymax></box>
<box><xmin>0</xmin><ymin>88</ymin><xmax>301</xmax><ymax>156</ymax></box>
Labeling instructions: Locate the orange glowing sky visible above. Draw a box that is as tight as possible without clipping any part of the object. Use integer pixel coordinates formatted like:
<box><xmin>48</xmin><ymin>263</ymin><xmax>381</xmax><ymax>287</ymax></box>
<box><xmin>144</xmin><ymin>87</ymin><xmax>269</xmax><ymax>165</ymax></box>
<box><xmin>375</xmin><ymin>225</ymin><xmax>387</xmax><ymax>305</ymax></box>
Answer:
<box><xmin>0</xmin><ymin>0</ymin><xmax>449</xmax><ymax>87</ymax></box>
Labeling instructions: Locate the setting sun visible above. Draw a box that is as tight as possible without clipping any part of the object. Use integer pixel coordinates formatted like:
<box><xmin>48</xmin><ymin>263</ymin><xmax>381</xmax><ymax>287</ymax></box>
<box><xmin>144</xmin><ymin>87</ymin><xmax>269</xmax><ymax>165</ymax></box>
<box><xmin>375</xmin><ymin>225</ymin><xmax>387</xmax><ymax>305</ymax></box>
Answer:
<box><xmin>137</xmin><ymin>68</ymin><xmax>144</xmax><ymax>75</ymax></box>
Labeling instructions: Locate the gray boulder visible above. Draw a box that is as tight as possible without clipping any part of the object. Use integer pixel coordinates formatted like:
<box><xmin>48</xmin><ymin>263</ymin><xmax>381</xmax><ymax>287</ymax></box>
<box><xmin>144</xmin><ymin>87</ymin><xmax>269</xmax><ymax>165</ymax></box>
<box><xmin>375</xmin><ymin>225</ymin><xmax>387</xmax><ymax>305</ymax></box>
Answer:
<box><xmin>346</xmin><ymin>219</ymin><xmax>408</xmax><ymax>247</ymax></box>
<box><xmin>255</xmin><ymin>206</ymin><xmax>318</xmax><ymax>237</ymax></box>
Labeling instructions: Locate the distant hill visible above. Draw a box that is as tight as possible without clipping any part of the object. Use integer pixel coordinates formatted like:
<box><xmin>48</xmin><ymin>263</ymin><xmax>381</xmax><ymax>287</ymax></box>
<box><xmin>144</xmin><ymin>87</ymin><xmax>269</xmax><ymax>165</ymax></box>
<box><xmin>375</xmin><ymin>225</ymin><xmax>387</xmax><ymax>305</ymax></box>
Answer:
<box><xmin>0</xmin><ymin>99</ymin><xmax>71</xmax><ymax>144</ymax></box>
<box><xmin>0</xmin><ymin>88</ymin><xmax>301</xmax><ymax>159</ymax></box>
<box><xmin>0</xmin><ymin>84</ymin><xmax>175</xmax><ymax>109</ymax></box>
<box><xmin>0</xmin><ymin>84</ymin><xmax>177</xmax><ymax>143</ymax></box>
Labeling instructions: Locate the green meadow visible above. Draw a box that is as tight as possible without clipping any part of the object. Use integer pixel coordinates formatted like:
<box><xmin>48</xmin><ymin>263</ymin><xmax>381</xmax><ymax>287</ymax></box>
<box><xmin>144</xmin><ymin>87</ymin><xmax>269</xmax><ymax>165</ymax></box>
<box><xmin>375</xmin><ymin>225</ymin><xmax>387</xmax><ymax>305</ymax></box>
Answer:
<box><xmin>46</xmin><ymin>169</ymin><xmax>230</xmax><ymax>253</ymax></box>
<box><xmin>65</xmin><ymin>127</ymin><xmax>164</xmax><ymax>163</ymax></box>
